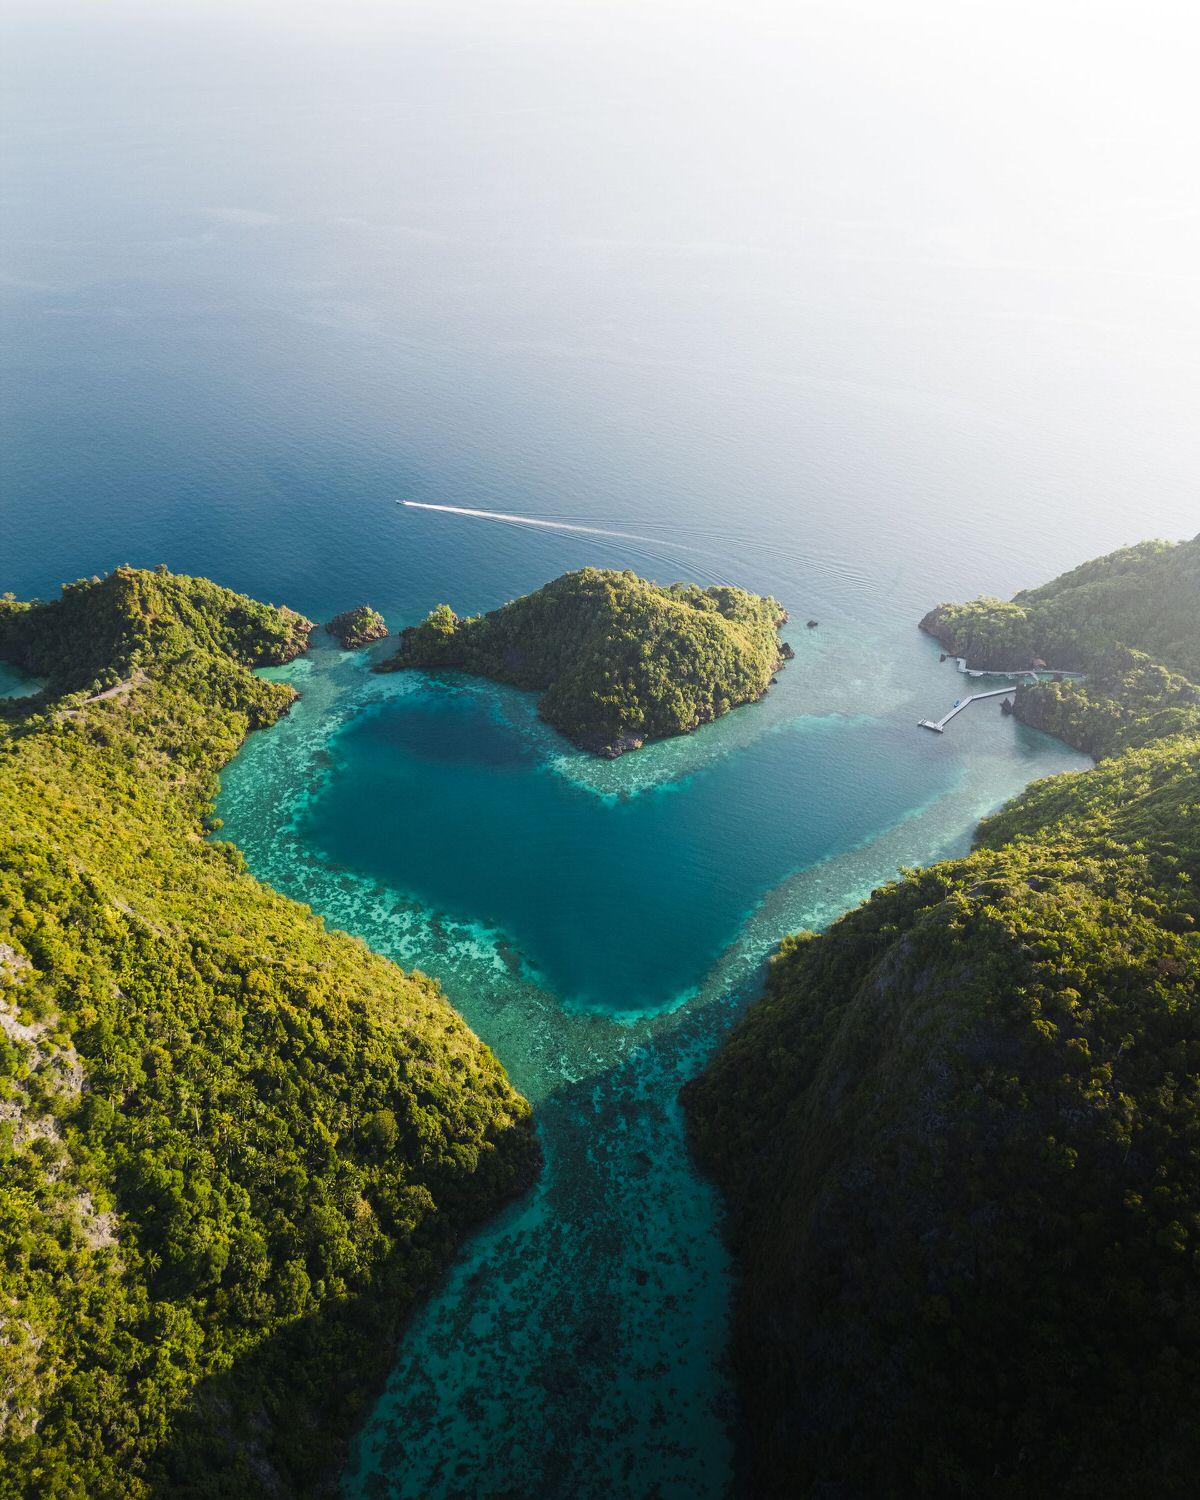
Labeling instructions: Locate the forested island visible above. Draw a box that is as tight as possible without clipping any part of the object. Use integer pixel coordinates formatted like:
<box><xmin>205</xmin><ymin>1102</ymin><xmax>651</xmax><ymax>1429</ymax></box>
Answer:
<box><xmin>378</xmin><ymin>567</ymin><xmax>791</xmax><ymax>756</ymax></box>
<box><xmin>0</xmin><ymin>568</ymin><xmax>537</xmax><ymax>1497</ymax></box>
<box><xmin>325</xmin><ymin>604</ymin><xmax>388</xmax><ymax>651</ymax></box>
<box><xmin>685</xmin><ymin>534</ymin><xmax>1200</xmax><ymax>1494</ymax></box>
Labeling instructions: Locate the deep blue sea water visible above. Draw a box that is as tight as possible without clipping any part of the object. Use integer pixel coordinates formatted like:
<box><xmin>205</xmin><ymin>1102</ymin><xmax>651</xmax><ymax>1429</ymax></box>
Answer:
<box><xmin>3</xmin><ymin>2</ymin><xmax>1197</xmax><ymax>1495</ymax></box>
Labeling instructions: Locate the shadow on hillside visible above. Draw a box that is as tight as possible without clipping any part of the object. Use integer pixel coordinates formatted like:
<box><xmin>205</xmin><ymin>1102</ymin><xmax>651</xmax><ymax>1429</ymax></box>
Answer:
<box><xmin>145</xmin><ymin>1232</ymin><xmax>460</xmax><ymax>1499</ymax></box>
<box><xmin>146</xmin><ymin>969</ymin><xmax>762</xmax><ymax>1500</ymax></box>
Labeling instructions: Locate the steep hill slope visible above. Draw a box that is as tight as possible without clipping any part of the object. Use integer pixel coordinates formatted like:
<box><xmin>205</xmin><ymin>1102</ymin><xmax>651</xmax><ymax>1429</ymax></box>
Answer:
<box><xmin>685</xmin><ymin>540</ymin><xmax>1200</xmax><ymax>1495</ymax></box>
<box><xmin>920</xmin><ymin>534</ymin><xmax>1200</xmax><ymax>679</ymax></box>
<box><xmin>0</xmin><ymin>569</ymin><xmax>537</xmax><ymax>1498</ymax></box>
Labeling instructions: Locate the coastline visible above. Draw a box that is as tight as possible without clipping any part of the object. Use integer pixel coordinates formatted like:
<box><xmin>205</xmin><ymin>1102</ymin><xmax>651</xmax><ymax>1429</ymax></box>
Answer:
<box><xmin>215</xmin><ymin>614</ymin><xmax>1086</xmax><ymax>1496</ymax></box>
<box><xmin>0</xmin><ymin>572</ymin><xmax>540</xmax><ymax>1496</ymax></box>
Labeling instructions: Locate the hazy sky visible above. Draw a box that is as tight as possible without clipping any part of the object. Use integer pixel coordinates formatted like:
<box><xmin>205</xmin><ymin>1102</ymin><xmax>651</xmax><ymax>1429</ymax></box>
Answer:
<box><xmin>3</xmin><ymin>0</ymin><xmax>1197</xmax><ymax>599</ymax></box>
<box><xmin>7</xmin><ymin>1</ymin><xmax>1197</xmax><ymax>278</ymax></box>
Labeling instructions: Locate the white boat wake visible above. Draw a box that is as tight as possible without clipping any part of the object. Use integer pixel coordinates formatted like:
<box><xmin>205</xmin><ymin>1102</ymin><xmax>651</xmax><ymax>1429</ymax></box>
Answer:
<box><xmin>399</xmin><ymin>500</ymin><xmax>664</xmax><ymax>546</ymax></box>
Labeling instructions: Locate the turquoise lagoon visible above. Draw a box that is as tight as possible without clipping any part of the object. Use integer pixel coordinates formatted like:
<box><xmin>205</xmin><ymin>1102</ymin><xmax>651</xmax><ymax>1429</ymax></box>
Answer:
<box><xmin>218</xmin><ymin>629</ymin><xmax>1086</xmax><ymax>1497</ymax></box>
<box><xmin>5</xmin><ymin>1</ymin><xmax>1194</xmax><ymax>1492</ymax></box>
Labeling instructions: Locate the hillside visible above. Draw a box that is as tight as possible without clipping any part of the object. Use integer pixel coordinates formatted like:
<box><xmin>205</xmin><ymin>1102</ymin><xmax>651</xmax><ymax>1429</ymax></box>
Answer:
<box><xmin>0</xmin><ymin>568</ymin><xmax>537</xmax><ymax>1498</ymax></box>
<box><xmin>920</xmin><ymin>535</ymin><xmax>1200</xmax><ymax>678</ymax></box>
<box><xmin>920</xmin><ymin>535</ymin><xmax>1200</xmax><ymax>758</ymax></box>
<box><xmin>377</xmin><ymin>567</ymin><xmax>790</xmax><ymax>756</ymax></box>
<box><xmin>684</xmin><ymin>541</ymin><xmax>1200</xmax><ymax>1494</ymax></box>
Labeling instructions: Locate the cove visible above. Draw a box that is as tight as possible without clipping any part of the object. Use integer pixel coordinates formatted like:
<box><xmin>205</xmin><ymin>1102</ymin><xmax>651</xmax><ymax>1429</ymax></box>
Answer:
<box><xmin>216</xmin><ymin>639</ymin><xmax>1088</xmax><ymax>1496</ymax></box>
<box><xmin>297</xmin><ymin>672</ymin><xmax>954</xmax><ymax>1017</ymax></box>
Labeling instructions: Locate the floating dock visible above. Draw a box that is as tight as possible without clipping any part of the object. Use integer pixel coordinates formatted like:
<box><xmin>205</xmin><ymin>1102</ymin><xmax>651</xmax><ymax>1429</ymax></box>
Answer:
<box><xmin>919</xmin><ymin>686</ymin><xmax>1017</xmax><ymax>733</ymax></box>
<box><xmin>920</xmin><ymin>657</ymin><xmax>1086</xmax><ymax>735</ymax></box>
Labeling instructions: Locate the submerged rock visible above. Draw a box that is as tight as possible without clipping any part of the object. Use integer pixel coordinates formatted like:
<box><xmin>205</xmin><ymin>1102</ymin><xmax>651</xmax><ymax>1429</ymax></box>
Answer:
<box><xmin>589</xmin><ymin>731</ymin><xmax>645</xmax><ymax>759</ymax></box>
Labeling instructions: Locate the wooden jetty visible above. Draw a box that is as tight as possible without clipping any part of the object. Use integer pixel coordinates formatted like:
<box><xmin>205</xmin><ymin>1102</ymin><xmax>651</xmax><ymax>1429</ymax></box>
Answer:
<box><xmin>919</xmin><ymin>686</ymin><xmax>1018</xmax><ymax>733</ymax></box>
<box><xmin>921</xmin><ymin>657</ymin><xmax>1085</xmax><ymax>735</ymax></box>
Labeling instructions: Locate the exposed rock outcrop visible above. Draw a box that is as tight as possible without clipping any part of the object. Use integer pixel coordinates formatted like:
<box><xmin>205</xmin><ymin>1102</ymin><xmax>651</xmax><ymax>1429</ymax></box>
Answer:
<box><xmin>325</xmin><ymin>604</ymin><xmax>388</xmax><ymax>650</ymax></box>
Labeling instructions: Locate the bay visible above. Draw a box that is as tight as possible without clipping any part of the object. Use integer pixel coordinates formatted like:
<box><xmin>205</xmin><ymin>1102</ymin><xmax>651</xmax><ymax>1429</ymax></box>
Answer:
<box><xmin>2</xmin><ymin>1</ymin><xmax>1196</xmax><ymax>1494</ymax></box>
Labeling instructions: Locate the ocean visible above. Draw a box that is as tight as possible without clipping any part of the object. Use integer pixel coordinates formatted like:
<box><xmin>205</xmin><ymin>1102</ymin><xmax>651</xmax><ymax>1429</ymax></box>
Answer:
<box><xmin>2</xmin><ymin>1</ymin><xmax>1196</xmax><ymax>1493</ymax></box>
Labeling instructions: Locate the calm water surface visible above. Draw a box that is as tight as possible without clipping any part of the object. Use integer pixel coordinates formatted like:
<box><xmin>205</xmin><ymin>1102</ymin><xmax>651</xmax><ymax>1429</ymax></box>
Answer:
<box><xmin>2</xmin><ymin>1</ymin><xmax>1196</xmax><ymax>1494</ymax></box>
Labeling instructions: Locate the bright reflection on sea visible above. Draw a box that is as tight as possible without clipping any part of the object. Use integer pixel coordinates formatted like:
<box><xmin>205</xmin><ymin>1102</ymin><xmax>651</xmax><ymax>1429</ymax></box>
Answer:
<box><xmin>3</xmin><ymin>0</ymin><xmax>1195</xmax><ymax>1492</ymax></box>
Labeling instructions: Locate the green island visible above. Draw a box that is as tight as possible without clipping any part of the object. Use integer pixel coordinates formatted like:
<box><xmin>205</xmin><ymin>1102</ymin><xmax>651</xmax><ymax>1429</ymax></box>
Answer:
<box><xmin>921</xmin><ymin>536</ymin><xmax>1200</xmax><ymax>758</ymax></box>
<box><xmin>0</xmin><ymin>567</ymin><xmax>537</xmax><ymax>1498</ymax></box>
<box><xmin>325</xmin><ymin>605</ymin><xmax>388</xmax><ymax>651</ymax></box>
<box><xmin>684</xmin><ymin>534</ymin><xmax>1200</xmax><ymax>1494</ymax></box>
<box><xmin>378</xmin><ymin>566</ymin><xmax>792</xmax><ymax>756</ymax></box>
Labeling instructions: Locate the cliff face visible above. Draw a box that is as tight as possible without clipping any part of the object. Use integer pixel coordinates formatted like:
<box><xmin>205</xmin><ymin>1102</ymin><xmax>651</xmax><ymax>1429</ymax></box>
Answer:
<box><xmin>0</xmin><ymin>569</ymin><xmax>537</xmax><ymax>1497</ymax></box>
<box><xmin>377</xmin><ymin>566</ymin><xmax>790</xmax><ymax>757</ymax></box>
<box><xmin>687</xmin><ymin>538</ymin><xmax>1200</xmax><ymax>1495</ymax></box>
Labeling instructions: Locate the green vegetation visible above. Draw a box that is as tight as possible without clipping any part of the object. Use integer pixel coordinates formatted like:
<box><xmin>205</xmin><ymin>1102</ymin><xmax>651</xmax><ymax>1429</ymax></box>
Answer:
<box><xmin>325</xmin><ymin>605</ymin><xmax>388</xmax><ymax>651</ymax></box>
<box><xmin>685</xmin><ymin>536</ymin><xmax>1200</xmax><ymax>1494</ymax></box>
<box><xmin>0</xmin><ymin>568</ymin><xmax>537</xmax><ymax>1498</ymax></box>
<box><xmin>922</xmin><ymin>535</ymin><xmax>1200</xmax><ymax>758</ymax></box>
<box><xmin>1011</xmin><ymin>647</ymin><xmax>1200</xmax><ymax>759</ymax></box>
<box><xmin>378</xmin><ymin>567</ymin><xmax>790</xmax><ymax>756</ymax></box>
<box><xmin>920</xmin><ymin>535</ymin><xmax>1200</xmax><ymax>678</ymax></box>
